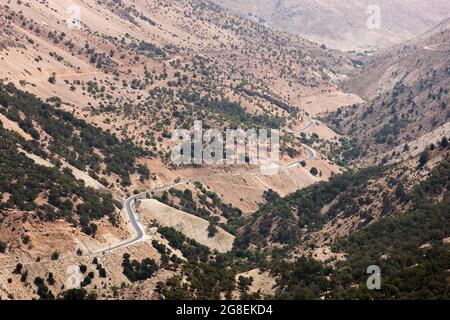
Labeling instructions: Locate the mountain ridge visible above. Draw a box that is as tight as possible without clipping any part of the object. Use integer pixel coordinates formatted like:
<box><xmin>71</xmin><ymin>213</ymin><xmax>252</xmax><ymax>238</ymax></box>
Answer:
<box><xmin>211</xmin><ymin>0</ymin><xmax>450</xmax><ymax>50</ymax></box>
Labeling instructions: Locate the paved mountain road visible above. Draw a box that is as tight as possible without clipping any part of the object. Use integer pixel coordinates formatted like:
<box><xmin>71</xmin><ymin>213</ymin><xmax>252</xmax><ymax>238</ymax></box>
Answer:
<box><xmin>92</xmin><ymin>120</ymin><xmax>318</xmax><ymax>253</ymax></box>
<box><xmin>0</xmin><ymin>121</ymin><xmax>319</xmax><ymax>269</ymax></box>
<box><xmin>287</xmin><ymin>119</ymin><xmax>317</xmax><ymax>168</ymax></box>
<box><xmin>97</xmin><ymin>119</ymin><xmax>318</xmax><ymax>253</ymax></box>
<box><xmin>92</xmin><ymin>181</ymin><xmax>190</xmax><ymax>255</ymax></box>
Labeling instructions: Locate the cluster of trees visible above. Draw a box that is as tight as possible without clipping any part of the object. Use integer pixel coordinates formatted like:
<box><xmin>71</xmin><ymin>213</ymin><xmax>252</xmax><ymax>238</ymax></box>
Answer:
<box><xmin>162</xmin><ymin>158</ymin><xmax>449</xmax><ymax>300</ymax></box>
<box><xmin>61</xmin><ymin>289</ymin><xmax>97</xmax><ymax>300</ymax></box>
<box><xmin>166</xmin><ymin>188</ymin><xmax>206</xmax><ymax>219</ymax></box>
<box><xmin>13</xmin><ymin>263</ymin><xmax>28</xmax><ymax>282</ymax></box>
<box><xmin>273</xmin><ymin>257</ymin><xmax>333</xmax><ymax>299</ymax></box>
<box><xmin>131</xmin><ymin>40</ymin><xmax>166</xmax><ymax>59</ymax></box>
<box><xmin>324</xmin><ymin>137</ymin><xmax>361</xmax><ymax>167</ymax></box>
<box><xmin>158</xmin><ymin>227</ymin><xmax>210</xmax><ymax>263</ymax></box>
<box><xmin>0</xmin><ymin>82</ymin><xmax>149</xmax><ymax>187</ymax></box>
<box><xmin>375</xmin><ymin>121</ymin><xmax>406</xmax><ymax>145</ymax></box>
<box><xmin>122</xmin><ymin>253</ymin><xmax>159</xmax><ymax>282</ymax></box>
<box><xmin>34</xmin><ymin>277</ymin><xmax>55</xmax><ymax>300</ymax></box>
<box><xmin>237</xmin><ymin>87</ymin><xmax>297</xmax><ymax>114</ymax></box>
<box><xmin>156</xmin><ymin>276</ymin><xmax>192</xmax><ymax>300</ymax></box>
<box><xmin>181</xmin><ymin>260</ymin><xmax>237</xmax><ymax>300</ymax></box>
<box><xmin>157</xmin><ymin>254</ymin><xmax>238</xmax><ymax>300</ymax></box>
<box><xmin>0</xmin><ymin>126</ymin><xmax>117</xmax><ymax>232</ymax></box>
<box><xmin>80</xmin><ymin>270</ymin><xmax>96</xmax><ymax>287</ymax></box>
<box><xmin>179</xmin><ymin>91</ymin><xmax>283</xmax><ymax>129</ymax></box>
<box><xmin>235</xmin><ymin>166</ymin><xmax>385</xmax><ymax>248</ymax></box>
<box><xmin>274</xmin><ymin>158</ymin><xmax>450</xmax><ymax>300</ymax></box>
<box><xmin>151</xmin><ymin>240</ymin><xmax>183</xmax><ymax>270</ymax></box>
<box><xmin>159</xmin><ymin>182</ymin><xmax>243</xmax><ymax>237</ymax></box>
<box><xmin>0</xmin><ymin>241</ymin><xmax>6</xmax><ymax>253</ymax></box>
<box><xmin>193</xmin><ymin>182</ymin><xmax>243</xmax><ymax>235</ymax></box>
<box><xmin>329</xmin><ymin>161</ymin><xmax>450</xmax><ymax>299</ymax></box>
<box><xmin>0</xmin><ymin>99</ymin><xmax>117</xmax><ymax>234</ymax></box>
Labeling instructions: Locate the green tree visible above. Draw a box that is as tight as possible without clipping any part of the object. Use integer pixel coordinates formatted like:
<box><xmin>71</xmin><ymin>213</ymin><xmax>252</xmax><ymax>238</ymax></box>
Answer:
<box><xmin>310</xmin><ymin>167</ymin><xmax>319</xmax><ymax>176</ymax></box>
<box><xmin>0</xmin><ymin>241</ymin><xmax>7</xmax><ymax>253</ymax></box>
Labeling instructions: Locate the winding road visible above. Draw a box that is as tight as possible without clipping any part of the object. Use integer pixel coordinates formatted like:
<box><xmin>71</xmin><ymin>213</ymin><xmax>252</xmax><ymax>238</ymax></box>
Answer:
<box><xmin>92</xmin><ymin>196</ymin><xmax>144</xmax><ymax>255</ymax></box>
<box><xmin>92</xmin><ymin>181</ymin><xmax>190</xmax><ymax>255</ymax></box>
<box><xmin>0</xmin><ymin>120</ymin><xmax>320</xmax><ymax>269</ymax></box>
<box><xmin>94</xmin><ymin>119</ymin><xmax>318</xmax><ymax>254</ymax></box>
<box><xmin>287</xmin><ymin>119</ymin><xmax>317</xmax><ymax>168</ymax></box>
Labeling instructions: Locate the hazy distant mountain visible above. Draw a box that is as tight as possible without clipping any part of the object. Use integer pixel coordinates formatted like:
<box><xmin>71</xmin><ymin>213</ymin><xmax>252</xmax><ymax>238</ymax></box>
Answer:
<box><xmin>211</xmin><ymin>0</ymin><xmax>450</xmax><ymax>49</ymax></box>
<box><xmin>329</xmin><ymin>19</ymin><xmax>450</xmax><ymax>163</ymax></box>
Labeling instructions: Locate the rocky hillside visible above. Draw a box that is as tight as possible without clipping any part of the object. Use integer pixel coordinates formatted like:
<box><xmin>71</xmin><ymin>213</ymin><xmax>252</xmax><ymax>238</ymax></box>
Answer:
<box><xmin>0</xmin><ymin>0</ymin><xmax>357</xmax><ymax>144</ymax></box>
<box><xmin>0</xmin><ymin>0</ymin><xmax>448</xmax><ymax>301</ymax></box>
<box><xmin>326</xmin><ymin>20</ymin><xmax>450</xmax><ymax>165</ymax></box>
<box><xmin>0</xmin><ymin>0</ymin><xmax>349</xmax><ymax>300</ymax></box>
<box><xmin>152</xmin><ymin>141</ymin><xmax>450</xmax><ymax>300</ymax></box>
<box><xmin>0</xmin><ymin>0</ymin><xmax>354</xmax><ymax>206</ymax></box>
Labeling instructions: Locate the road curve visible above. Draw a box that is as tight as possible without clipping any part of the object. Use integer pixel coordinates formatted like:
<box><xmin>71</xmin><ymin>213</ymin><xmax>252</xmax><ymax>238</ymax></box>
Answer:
<box><xmin>3</xmin><ymin>121</ymin><xmax>320</xmax><ymax>266</ymax></box>
<box><xmin>299</xmin><ymin>119</ymin><xmax>316</xmax><ymax>161</ymax></box>
<box><xmin>92</xmin><ymin>181</ymin><xmax>190</xmax><ymax>255</ymax></box>
<box><xmin>286</xmin><ymin>119</ymin><xmax>317</xmax><ymax>168</ymax></box>
<box><xmin>0</xmin><ymin>182</ymin><xmax>191</xmax><ymax>269</ymax></box>
<box><xmin>300</xmin><ymin>119</ymin><xmax>314</xmax><ymax>133</ymax></box>
<box><xmin>93</xmin><ymin>120</ymin><xmax>318</xmax><ymax>254</ymax></box>
<box><xmin>92</xmin><ymin>196</ymin><xmax>143</xmax><ymax>254</ymax></box>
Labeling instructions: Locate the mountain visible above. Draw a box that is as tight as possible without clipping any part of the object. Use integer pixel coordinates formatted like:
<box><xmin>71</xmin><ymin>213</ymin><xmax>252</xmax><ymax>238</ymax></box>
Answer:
<box><xmin>211</xmin><ymin>0</ymin><xmax>450</xmax><ymax>49</ymax></box>
<box><xmin>327</xmin><ymin>19</ymin><xmax>450</xmax><ymax>165</ymax></box>
<box><xmin>0</xmin><ymin>0</ymin><xmax>359</xmax><ymax>210</ymax></box>
<box><xmin>0</xmin><ymin>0</ymin><xmax>449</xmax><ymax>301</ymax></box>
<box><xmin>0</xmin><ymin>0</ymin><xmax>349</xmax><ymax>299</ymax></box>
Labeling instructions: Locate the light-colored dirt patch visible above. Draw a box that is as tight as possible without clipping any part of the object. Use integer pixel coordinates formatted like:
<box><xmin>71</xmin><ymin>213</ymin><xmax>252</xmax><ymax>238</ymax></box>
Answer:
<box><xmin>33</xmin><ymin>193</ymin><xmax>47</xmax><ymax>206</ymax></box>
<box><xmin>0</xmin><ymin>113</ymin><xmax>33</xmax><ymax>141</ymax></box>
<box><xmin>236</xmin><ymin>269</ymin><xmax>277</xmax><ymax>297</ymax></box>
<box><xmin>60</xmin><ymin>159</ymin><xmax>107</xmax><ymax>191</ymax></box>
<box><xmin>289</xmin><ymin>119</ymin><xmax>341</xmax><ymax>141</ymax></box>
<box><xmin>138</xmin><ymin>158</ymin><xmax>180</xmax><ymax>186</ymax></box>
<box><xmin>301</xmin><ymin>91</ymin><xmax>363</xmax><ymax>115</ymax></box>
<box><xmin>312</xmin><ymin>246</ymin><xmax>346</xmax><ymax>264</ymax></box>
<box><xmin>18</xmin><ymin>148</ymin><xmax>53</xmax><ymax>168</ymax></box>
<box><xmin>311</xmin><ymin>121</ymin><xmax>342</xmax><ymax>141</ymax></box>
<box><xmin>320</xmin><ymin>199</ymin><xmax>338</xmax><ymax>215</ymax></box>
<box><xmin>197</xmin><ymin>167</ymin><xmax>319</xmax><ymax>213</ymax></box>
<box><xmin>290</xmin><ymin>245</ymin><xmax>347</xmax><ymax>267</ymax></box>
<box><xmin>420</xmin><ymin>243</ymin><xmax>432</xmax><ymax>249</ymax></box>
<box><xmin>137</xmin><ymin>199</ymin><xmax>235</xmax><ymax>253</ymax></box>
<box><xmin>1</xmin><ymin>192</ymin><xmax>10</xmax><ymax>203</ymax></box>
<box><xmin>173</xmin><ymin>157</ymin><xmax>340</xmax><ymax>213</ymax></box>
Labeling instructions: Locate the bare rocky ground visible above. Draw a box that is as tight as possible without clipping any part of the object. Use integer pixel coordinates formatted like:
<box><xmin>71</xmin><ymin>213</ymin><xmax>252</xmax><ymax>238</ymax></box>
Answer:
<box><xmin>137</xmin><ymin>199</ymin><xmax>235</xmax><ymax>253</ymax></box>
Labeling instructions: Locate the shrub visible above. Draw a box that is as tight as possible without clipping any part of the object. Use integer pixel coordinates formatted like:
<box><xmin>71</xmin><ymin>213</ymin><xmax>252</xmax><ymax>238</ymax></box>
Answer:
<box><xmin>0</xmin><ymin>241</ymin><xmax>7</xmax><ymax>253</ymax></box>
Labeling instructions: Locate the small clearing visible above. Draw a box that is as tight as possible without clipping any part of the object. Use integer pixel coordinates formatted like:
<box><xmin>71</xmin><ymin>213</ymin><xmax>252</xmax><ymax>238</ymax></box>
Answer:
<box><xmin>137</xmin><ymin>199</ymin><xmax>235</xmax><ymax>253</ymax></box>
